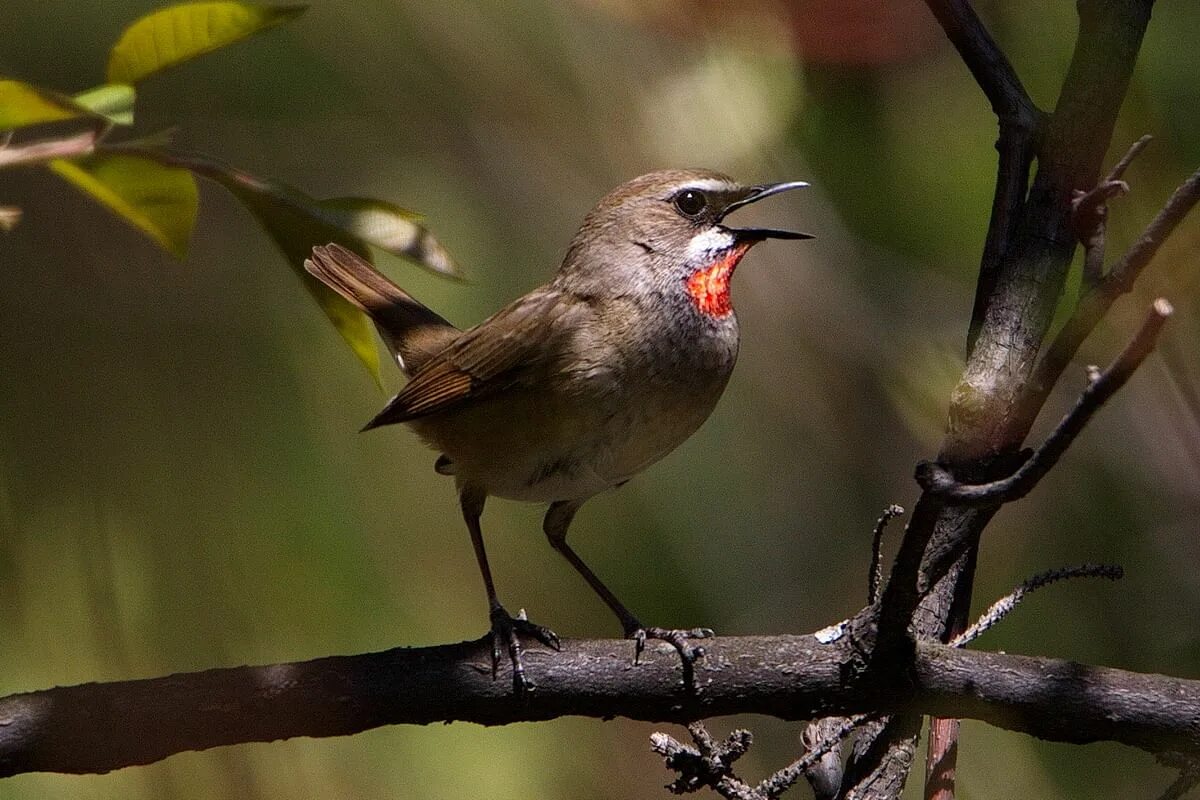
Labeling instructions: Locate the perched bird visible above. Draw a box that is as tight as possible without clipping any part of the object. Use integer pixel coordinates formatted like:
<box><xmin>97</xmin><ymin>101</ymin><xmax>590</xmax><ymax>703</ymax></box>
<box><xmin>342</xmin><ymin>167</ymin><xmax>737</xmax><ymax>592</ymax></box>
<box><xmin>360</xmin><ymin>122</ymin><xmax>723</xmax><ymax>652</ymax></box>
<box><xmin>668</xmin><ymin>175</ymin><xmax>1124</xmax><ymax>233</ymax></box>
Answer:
<box><xmin>305</xmin><ymin>169</ymin><xmax>810</xmax><ymax>691</ymax></box>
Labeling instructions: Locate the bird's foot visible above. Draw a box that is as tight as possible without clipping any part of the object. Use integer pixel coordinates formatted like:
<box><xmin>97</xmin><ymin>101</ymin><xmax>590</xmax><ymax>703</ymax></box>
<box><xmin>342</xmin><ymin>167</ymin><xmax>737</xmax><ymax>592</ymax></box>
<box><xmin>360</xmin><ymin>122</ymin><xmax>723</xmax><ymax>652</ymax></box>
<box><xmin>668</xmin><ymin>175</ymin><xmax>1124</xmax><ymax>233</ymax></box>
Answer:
<box><xmin>489</xmin><ymin>605</ymin><xmax>560</xmax><ymax>696</ymax></box>
<box><xmin>629</xmin><ymin>624</ymin><xmax>714</xmax><ymax>687</ymax></box>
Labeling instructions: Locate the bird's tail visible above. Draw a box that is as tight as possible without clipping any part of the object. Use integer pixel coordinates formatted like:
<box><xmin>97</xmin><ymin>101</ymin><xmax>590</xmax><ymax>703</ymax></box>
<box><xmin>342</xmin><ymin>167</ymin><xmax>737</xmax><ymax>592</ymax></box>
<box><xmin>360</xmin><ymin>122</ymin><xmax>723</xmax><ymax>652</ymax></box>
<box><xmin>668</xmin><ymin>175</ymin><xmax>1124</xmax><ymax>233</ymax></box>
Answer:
<box><xmin>305</xmin><ymin>243</ymin><xmax>460</xmax><ymax>374</ymax></box>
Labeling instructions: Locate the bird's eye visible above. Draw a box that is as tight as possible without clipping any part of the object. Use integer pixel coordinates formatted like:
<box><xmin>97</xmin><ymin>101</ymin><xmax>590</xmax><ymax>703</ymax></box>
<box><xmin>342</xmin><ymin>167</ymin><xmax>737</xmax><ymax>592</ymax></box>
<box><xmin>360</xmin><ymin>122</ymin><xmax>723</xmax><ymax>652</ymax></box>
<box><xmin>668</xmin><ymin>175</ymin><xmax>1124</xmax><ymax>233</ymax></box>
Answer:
<box><xmin>672</xmin><ymin>189</ymin><xmax>708</xmax><ymax>218</ymax></box>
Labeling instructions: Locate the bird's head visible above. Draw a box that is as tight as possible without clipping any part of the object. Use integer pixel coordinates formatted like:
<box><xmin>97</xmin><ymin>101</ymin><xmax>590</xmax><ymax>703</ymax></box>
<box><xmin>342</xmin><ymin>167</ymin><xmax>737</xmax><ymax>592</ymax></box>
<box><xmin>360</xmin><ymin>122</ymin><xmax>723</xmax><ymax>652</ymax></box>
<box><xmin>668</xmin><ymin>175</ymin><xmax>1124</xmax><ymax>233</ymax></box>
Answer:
<box><xmin>558</xmin><ymin>169</ymin><xmax>811</xmax><ymax>317</ymax></box>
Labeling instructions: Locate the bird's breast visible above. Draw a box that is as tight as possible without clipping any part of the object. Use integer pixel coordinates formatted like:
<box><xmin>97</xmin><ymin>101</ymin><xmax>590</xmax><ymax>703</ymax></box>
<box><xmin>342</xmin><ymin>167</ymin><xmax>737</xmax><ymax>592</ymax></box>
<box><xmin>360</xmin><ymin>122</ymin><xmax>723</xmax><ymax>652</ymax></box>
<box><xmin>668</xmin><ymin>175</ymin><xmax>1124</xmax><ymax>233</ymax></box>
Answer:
<box><xmin>411</xmin><ymin>302</ymin><xmax>739</xmax><ymax>503</ymax></box>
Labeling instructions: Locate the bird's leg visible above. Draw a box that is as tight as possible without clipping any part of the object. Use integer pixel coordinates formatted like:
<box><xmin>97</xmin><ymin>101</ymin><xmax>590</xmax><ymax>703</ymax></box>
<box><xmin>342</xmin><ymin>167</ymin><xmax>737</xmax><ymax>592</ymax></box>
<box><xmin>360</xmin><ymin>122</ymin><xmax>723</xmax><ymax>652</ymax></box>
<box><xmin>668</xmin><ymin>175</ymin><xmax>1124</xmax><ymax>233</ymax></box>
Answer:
<box><xmin>461</xmin><ymin>487</ymin><xmax>559</xmax><ymax>695</ymax></box>
<box><xmin>543</xmin><ymin>500</ymin><xmax>712</xmax><ymax>679</ymax></box>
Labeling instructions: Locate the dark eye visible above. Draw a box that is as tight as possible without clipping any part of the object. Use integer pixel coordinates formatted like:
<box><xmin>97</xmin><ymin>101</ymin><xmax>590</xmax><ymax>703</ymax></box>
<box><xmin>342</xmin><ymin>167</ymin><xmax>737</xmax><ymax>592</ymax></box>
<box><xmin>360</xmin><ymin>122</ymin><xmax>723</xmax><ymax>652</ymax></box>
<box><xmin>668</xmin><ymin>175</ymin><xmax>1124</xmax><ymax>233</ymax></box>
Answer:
<box><xmin>672</xmin><ymin>189</ymin><xmax>708</xmax><ymax>218</ymax></box>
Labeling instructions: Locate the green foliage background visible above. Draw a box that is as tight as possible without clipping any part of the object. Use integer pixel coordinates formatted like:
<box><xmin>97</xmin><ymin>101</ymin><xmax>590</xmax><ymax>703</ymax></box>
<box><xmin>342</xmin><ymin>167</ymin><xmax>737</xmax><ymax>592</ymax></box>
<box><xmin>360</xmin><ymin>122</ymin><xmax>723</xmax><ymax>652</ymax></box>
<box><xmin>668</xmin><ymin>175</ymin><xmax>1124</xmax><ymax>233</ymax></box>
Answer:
<box><xmin>2</xmin><ymin>1</ymin><xmax>1199</xmax><ymax>798</ymax></box>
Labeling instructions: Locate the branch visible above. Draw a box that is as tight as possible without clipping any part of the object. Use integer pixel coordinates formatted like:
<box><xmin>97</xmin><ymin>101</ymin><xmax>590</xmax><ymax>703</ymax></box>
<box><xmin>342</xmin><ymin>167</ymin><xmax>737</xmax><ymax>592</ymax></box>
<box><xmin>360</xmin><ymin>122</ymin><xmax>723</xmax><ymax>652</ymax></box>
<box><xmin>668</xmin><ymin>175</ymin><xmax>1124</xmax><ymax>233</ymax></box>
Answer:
<box><xmin>1071</xmin><ymin>135</ymin><xmax>1150</xmax><ymax>288</ymax></box>
<box><xmin>0</xmin><ymin>127</ymin><xmax>100</xmax><ymax>169</ymax></box>
<box><xmin>868</xmin><ymin>505</ymin><xmax>905</xmax><ymax>606</ymax></box>
<box><xmin>868</xmin><ymin>0</ymin><xmax>1163</xmax><ymax>684</ymax></box>
<box><xmin>1029</xmin><ymin>165</ymin><xmax>1200</xmax><ymax>413</ymax></box>
<box><xmin>650</xmin><ymin>718</ymin><xmax>868</xmax><ymax>800</ymax></box>
<box><xmin>859</xmin><ymin>2</ymin><xmax>1160</xmax><ymax>797</ymax></box>
<box><xmin>950</xmin><ymin>563</ymin><xmax>1124</xmax><ymax>647</ymax></box>
<box><xmin>1</xmin><ymin>635</ymin><xmax>1199</xmax><ymax>778</ymax></box>
<box><xmin>918</xmin><ymin>298</ymin><xmax>1173</xmax><ymax>505</ymax></box>
<box><xmin>923</xmin><ymin>0</ymin><xmax>1043</xmax><ymax>350</ymax></box>
<box><xmin>923</xmin><ymin>0</ymin><xmax>1031</xmax><ymax>118</ymax></box>
<box><xmin>651</xmin><ymin>724</ymin><xmax>759</xmax><ymax>798</ymax></box>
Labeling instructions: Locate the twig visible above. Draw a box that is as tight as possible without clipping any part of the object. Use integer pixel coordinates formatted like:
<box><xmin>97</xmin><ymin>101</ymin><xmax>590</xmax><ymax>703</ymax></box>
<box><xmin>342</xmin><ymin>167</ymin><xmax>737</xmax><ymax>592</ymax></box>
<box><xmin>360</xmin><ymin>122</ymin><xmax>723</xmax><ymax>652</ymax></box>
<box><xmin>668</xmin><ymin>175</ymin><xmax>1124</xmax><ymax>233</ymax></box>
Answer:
<box><xmin>1029</xmin><ymin>166</ymin><xmax>1200</xmax><ymax>412</ymax></box>
<box><xmin>758</xmin><ymin>715</ymin><xmax>869</xmax><ymax>799</ymax></box>
<box><xmin>651</xmin><ymin>723</ymin><xmax>758</xmax><ymax>798</ymax></box>
<box><xmin>1071</xmin><ymin>135</ymin><xmax>1151</xmax><ymax>290</ymax></box>
<box><xmin>1107</xmin><ymin>134</ymin><xmax>1155</xmax><ymax>182</ymax></box>
<box><xmin>918</xmin><ymin>298</ymin><xmax>1174</xmax><ymax>506</ymax></box>
<box><xmin>1073</xmin><ymin>179</ymin><xmax>1128</xmax><ymax>288</ymax></box>
<box><xmin>652</xmin><ymin>715</ymin><xmax>869</xmax><ymax>799</ymax></box>
<box><xmin>869</xmin><ymin>505</ymin><xmax>906</xmax><ymax>606</ymax></box>
<box><xmin>0</xmin><ymin>128</ymin><xmax>100</xmax><ymax>169</ymax></box>
<box><xmin>1155</xmin><ymin>753</ymin><xmax>1200</xmax><ymax>800</ymax></box>
<box><xmin>950</xmin><ymin>564</ymin><xmax>1123</xmax><ymax>647</ymax></box>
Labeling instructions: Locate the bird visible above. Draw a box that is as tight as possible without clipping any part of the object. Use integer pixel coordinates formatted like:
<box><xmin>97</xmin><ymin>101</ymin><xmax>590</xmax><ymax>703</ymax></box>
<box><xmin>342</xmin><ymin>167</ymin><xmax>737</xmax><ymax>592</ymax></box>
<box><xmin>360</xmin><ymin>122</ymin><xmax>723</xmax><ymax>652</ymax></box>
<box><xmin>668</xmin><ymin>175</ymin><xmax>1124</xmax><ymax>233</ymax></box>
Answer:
<box><xmin>305</xmin><ymin>169</ymin><xmax>810</xmax><ymax>692</ymax></box>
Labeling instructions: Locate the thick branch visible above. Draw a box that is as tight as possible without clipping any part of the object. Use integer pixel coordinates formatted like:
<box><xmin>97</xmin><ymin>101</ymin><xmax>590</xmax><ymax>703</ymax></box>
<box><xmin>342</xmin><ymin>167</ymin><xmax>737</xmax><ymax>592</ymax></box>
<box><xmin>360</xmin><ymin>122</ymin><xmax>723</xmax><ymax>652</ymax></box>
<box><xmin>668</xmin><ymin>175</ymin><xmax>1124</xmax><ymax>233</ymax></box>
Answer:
<box><xmin>871</xmin><ymin>0</ymin><xmax>1159</xmax><ymax>682</ymax></box>
<box><xmin>853</xmin><ymin>2</ymin><xmax>1159</xmax><ymax>797</ymax></box>
<box><xmin>1</xmin><ymin>636</ymin><xmax>1199</xmax><ymax>778</ymax></box>
<box><xmin>919</xmin><ymin>298</ymin><xmax>1173</xmax><ymax>505</ymax></box>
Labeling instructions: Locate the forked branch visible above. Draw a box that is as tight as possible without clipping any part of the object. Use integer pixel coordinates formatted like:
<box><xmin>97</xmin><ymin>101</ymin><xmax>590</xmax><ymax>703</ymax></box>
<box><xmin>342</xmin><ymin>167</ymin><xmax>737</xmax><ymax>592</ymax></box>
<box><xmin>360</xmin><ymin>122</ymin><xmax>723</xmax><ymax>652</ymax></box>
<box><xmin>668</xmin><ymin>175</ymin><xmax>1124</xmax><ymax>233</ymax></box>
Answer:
<box><xmin>1030</xmin><ymin>164</ymin><xmax>1200</xmax><ymax>413</ymax></box>
<box><xmin>918</xmin><ymin>298</ymin><xmax>1174</xmax><ymax>505</ymax></box>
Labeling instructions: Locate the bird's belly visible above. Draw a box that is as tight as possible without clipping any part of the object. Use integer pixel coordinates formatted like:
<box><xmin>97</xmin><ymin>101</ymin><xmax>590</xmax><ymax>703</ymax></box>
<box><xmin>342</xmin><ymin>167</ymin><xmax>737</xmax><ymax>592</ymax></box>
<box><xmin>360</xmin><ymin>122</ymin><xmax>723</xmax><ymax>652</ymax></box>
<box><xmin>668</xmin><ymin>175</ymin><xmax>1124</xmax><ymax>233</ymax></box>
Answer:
<box><xmin>409</xmin><ymin>369</ymin><xmax>730</xmax><ymax>503</ymax></box>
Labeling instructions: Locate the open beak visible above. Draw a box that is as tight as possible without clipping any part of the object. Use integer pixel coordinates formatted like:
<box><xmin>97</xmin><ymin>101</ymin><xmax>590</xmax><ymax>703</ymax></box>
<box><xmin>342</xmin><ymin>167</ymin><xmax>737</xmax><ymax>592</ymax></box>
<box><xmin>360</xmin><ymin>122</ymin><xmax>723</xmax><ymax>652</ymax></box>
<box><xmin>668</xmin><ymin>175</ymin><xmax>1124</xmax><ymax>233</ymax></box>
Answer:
<box><xmin>718</xmin><ymin>180</ymin><xmax>814</xmax><ymax>241</ymax></box>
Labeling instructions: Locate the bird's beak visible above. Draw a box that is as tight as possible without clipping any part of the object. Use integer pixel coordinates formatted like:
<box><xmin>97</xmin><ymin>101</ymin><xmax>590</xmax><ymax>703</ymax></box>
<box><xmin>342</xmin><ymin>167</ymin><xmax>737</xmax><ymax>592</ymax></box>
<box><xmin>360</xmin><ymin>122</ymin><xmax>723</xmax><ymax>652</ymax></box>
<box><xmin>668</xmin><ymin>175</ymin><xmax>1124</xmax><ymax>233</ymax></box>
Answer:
<box><xmin>718</xmin><ymin>180</ymin><xmax>814</xmax><ymax>241</ymax></box>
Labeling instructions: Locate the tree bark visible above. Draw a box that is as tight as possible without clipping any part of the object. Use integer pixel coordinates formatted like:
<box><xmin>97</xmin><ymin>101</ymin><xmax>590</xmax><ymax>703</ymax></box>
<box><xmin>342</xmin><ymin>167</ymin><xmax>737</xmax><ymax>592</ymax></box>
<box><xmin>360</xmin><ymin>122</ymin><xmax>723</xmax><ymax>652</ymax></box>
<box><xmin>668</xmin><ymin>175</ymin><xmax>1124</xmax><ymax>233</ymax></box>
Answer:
<box><xmin>0</xmin><ymin>635</ymin><xmax>1197</xmax><ymax>778</ymax></box>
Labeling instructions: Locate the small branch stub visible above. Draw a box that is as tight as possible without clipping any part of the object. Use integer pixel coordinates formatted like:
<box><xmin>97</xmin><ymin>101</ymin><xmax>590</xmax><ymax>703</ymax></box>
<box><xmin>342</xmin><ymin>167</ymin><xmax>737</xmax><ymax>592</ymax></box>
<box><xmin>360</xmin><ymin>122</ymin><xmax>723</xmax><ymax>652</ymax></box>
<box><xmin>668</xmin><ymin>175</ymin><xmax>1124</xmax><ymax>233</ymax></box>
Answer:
<box><xmin>869</xmin><ymin>505</ymin><xmax>906</xmax><ymax>606</ymax></box>
<box><xmin>1071</xmin><ymin>135</ymin><xmax>1152</xmax><ymax>288</ymax></box>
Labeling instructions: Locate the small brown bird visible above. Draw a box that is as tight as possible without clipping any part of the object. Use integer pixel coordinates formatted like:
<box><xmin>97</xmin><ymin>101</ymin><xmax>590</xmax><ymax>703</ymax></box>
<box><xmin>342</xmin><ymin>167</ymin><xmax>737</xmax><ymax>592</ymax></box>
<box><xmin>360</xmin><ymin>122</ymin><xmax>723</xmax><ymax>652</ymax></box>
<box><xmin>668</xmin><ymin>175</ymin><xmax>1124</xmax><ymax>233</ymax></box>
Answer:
<box><xmin>306</xmin><ymin>169</ymin><xmax>809</xmax><ymax>691</ymax></box>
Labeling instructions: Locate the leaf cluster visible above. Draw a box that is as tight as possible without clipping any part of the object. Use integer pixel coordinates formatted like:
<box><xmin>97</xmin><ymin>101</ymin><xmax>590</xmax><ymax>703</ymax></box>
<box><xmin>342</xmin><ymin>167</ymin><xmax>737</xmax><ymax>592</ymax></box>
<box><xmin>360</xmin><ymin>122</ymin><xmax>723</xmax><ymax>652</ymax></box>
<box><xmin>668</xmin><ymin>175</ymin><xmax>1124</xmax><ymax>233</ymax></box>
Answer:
<box><xmin>0</xmin><ymin>2</ymin><xmax>461</xmax><ymax>382</ymax></box>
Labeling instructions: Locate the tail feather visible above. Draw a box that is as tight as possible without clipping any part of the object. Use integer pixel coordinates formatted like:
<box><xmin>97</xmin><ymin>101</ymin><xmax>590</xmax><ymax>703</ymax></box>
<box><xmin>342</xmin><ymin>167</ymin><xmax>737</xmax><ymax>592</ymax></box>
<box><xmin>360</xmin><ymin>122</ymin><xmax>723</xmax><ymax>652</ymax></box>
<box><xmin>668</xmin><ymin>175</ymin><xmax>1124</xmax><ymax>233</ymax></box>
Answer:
<box><xmin>305</xmin><ymin>244</ymin><xmax>459</xmax><ymax>374</ymax></box>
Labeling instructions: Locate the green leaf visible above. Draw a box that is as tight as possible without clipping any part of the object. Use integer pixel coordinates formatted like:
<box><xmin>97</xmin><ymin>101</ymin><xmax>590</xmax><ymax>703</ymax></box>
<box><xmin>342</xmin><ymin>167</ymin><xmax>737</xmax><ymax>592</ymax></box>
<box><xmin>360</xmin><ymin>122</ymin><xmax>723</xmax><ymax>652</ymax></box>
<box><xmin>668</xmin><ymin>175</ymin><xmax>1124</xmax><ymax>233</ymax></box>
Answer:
<box><xmin>73</xmin><ymin>84</ymin><xmax>137</xmax><ymax>126</ymax></box>
<box><xmin>168</xmin><ymin>154</ymin><xmax>462</xmax><ymax>381</ymax></box>
<box><xmin>0</xmin><ymin>80</ymin><xmax>89</xmax><ymax>132</ymax></box>
<box><xmin>194</xmin><ymin>162</ymin><xmax>382</xmax><ymax>382</ymax></box>
<box><xmin>49</xmin><ymin>154</ymin><xmax>198</xmax><ymax>259</ymax></box>
<box><xmin>106</xmin><ymin>2</ymin><xmax>307</xmax><ymax>85</ymax></box>
<box><xmin>317</xmin><ymin>197</ymin><xmax>461</xmax><ymax>279</ymax></box>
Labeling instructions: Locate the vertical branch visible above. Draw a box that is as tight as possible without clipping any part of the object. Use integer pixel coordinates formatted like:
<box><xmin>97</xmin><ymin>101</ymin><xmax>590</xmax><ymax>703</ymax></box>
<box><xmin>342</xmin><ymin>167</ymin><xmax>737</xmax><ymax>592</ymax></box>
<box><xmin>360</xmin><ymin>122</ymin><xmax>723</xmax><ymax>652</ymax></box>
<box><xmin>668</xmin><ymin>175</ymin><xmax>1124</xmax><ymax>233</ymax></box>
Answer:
<box><xmin>923</xmin><ymin>0</ymin><xmax>1043</xmax><ymax>352</ymax></box>
<box><xmin>944</xmin><ymin>0</ymin><xmax>1155</xmax><ymax>463</ymax></box>
<box><xmin>844</xmin><ymin>1</ymin><xmax>1159</xmax><ymax>798</ymax></box>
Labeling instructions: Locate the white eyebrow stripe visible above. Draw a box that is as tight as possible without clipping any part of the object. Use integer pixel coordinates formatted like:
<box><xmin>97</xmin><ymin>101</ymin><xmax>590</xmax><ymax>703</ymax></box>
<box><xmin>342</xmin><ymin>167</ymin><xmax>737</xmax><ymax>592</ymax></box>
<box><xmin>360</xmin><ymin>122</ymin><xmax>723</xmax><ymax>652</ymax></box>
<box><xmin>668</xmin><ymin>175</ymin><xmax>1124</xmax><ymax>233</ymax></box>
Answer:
<box><xmin>671</xmin><ymin>178</ymin><xmax>736</xmax><ymax>194</ymax></box>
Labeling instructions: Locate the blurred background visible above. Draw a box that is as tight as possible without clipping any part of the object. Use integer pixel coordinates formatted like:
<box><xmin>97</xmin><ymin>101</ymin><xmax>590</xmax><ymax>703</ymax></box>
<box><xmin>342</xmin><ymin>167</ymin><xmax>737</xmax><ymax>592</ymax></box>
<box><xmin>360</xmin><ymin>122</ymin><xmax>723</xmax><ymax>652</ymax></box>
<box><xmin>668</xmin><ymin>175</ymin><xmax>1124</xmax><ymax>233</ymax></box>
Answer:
<box><xmin>2</xmin><ymin>0</ymin><xmax>1199</xmax><ymax>797</ymax></box>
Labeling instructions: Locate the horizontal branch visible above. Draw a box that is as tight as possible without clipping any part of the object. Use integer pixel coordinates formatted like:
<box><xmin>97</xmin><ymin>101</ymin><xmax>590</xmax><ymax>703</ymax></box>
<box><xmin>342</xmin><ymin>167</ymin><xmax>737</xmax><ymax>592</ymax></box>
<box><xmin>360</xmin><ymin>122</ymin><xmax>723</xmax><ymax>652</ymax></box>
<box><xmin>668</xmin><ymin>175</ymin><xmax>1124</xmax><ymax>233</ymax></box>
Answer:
<box><xmin>1</xmin><ymin>634</ymin><xmax>1198</xmax><ymax>777</ymax></box>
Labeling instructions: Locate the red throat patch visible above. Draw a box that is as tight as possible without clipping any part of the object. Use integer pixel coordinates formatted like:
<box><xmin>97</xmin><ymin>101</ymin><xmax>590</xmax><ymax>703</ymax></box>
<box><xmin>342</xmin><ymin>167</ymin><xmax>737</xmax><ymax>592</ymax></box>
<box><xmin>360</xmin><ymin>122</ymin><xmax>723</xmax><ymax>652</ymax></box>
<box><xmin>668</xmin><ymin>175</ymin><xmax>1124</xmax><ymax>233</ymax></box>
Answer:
<box><xmin>685</xmin><ymin>242</ymin><xmax>753</xmax><ymax>318</ymax></box>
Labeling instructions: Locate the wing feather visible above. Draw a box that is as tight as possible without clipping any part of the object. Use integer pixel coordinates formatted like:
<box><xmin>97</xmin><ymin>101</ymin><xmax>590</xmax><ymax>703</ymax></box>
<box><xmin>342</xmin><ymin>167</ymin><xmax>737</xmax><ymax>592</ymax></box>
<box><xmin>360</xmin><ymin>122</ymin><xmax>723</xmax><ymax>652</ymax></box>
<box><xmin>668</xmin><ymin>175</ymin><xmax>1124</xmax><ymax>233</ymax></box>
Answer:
<box><xmin>362</xmin><ymin>288</ymin><xmax>566</xmax><ymax>429</ymax></box>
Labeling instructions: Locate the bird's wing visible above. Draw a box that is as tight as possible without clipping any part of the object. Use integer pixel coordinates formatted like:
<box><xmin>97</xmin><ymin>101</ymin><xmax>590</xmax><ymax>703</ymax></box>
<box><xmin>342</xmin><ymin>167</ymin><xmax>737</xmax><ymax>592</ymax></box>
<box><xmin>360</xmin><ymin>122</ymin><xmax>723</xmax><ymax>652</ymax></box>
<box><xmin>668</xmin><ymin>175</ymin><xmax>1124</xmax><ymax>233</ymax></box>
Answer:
<box><xmin>362</xmin><ymin>287</ymin><xmax>568</xmax><ymax>429</ymax></box>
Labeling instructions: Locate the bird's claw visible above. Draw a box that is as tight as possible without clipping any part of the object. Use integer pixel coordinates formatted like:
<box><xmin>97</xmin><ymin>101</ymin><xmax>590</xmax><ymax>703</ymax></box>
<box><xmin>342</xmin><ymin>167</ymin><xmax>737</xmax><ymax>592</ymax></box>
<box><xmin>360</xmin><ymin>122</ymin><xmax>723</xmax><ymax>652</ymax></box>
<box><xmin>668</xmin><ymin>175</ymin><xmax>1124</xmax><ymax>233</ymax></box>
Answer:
<box><xmin>489</xmin><ymin>605</ymin><xmax>560</xmax><ymax>696</ymax></box>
